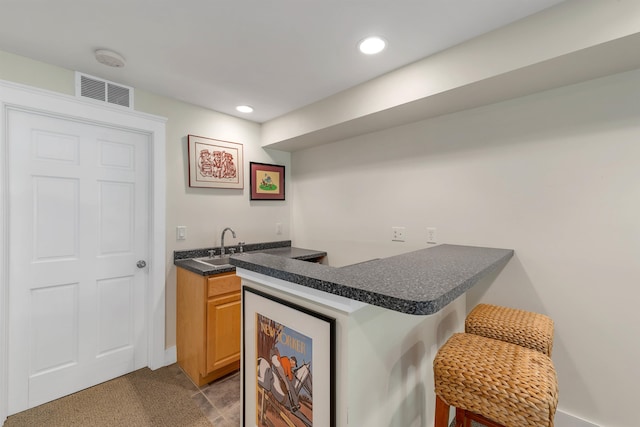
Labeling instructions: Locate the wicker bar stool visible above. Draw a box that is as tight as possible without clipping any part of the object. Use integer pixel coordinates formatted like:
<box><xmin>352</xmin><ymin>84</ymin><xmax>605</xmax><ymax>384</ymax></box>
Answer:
<box><xmin>465</xmin><ymin>303</ymin><xmax>554</xmax><ymax>356</ymax></box>
<box><xmin>434</xmin><ymin>333</ymin><xmax>558</xmax><ymax>427</ymax></box>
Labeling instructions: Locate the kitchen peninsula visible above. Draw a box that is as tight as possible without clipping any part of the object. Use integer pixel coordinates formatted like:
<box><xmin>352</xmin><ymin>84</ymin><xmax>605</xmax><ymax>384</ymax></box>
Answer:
<box><xmin>231</xmin><ymin>244</ymin><xmax>513</xmax><ymax>427</ymax></box>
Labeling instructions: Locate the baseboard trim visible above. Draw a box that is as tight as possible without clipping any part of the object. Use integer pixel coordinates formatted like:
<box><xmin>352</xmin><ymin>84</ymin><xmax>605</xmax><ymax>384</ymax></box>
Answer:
<box><xmin>450</xmin><ymin>411</ymin><xmax>599</xmax><ymax>427</ymax></box>
<box><xmin>556</xmin><ymin>410</ymin><xmax>599</xmax><ymax>427</ymax></box>
<box><xmin>164</xmin><ymin>346</ymin><xmax>177</xmax><ymax>366</ymax></box>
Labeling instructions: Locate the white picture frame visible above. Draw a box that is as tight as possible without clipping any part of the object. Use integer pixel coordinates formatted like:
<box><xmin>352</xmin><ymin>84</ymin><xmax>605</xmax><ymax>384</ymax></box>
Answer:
<box><xmin>187</xmin><ymin>134</ymin><xmax>243</xmax><ymax>189</ymax></box>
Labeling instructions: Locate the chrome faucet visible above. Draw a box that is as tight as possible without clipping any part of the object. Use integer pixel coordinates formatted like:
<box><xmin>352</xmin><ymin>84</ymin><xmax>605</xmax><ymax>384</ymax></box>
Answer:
<box><xmin>219</xmin><ymin>227</ymin><xmax>236</xmax><ymax>257</ymax></box>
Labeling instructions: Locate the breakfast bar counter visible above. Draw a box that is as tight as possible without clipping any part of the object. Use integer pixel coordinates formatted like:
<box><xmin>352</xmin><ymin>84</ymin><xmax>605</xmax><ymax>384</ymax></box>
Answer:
<box><xmin>231</xmin><ymin>244</ymin><xmax>513</xmax><ymax>315</ymax></box>
<box><xmin>233</xmin><ymin>244</ymin><xmax>514</xmax><ymax>427</ymax></box>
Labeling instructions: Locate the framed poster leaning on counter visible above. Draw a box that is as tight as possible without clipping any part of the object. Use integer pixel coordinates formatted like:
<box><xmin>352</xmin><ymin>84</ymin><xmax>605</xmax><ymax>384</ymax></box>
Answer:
<box><xmin>242</xmin><ymin>286</ymin><xmax>336</xmax><ymax>427</ymax></box>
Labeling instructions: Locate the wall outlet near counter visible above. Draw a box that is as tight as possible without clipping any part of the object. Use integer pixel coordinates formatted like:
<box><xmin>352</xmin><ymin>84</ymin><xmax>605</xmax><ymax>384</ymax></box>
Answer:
<box><xmin>427</xmin><ymin>227</ymin><xmax>437</xmax><ymax>244</ymax></box>
<box><xmin>392</xmin><ymin>226</ymin><xmax>406</xmax><ymax>242</ymax></box>
<box><xmin>276</xmin><ymin>222</ymin><xmax>283</xmax><ymax>235</ymax></box>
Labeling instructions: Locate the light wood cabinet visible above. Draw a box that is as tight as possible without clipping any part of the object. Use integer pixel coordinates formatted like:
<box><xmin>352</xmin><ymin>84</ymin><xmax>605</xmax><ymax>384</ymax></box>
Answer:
<box><xmin>177</xmin><ymin>268</ymin><xmax>241</xmax><ymax>386</ymax></box>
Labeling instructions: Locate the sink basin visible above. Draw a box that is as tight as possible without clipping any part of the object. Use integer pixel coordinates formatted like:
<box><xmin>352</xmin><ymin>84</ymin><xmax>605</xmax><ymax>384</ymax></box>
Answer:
<box><xmin>192</xmin><ymin>256</ymin><xmax>232</xmax><ymax>268</ymax></box>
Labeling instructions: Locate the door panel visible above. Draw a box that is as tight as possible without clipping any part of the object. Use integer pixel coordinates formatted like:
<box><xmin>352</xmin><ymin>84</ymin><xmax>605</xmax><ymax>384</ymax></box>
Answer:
<box><xmin>97</xmin><ymin>276</ymin><xmax>134</xmax><ymax>356</ymax></box>
<box><xmin>30</xmin><ymin>283</ymin><xmax>79</xmax><ymax>374</ymax></box>
<box><xmin>99</xmin><ymin>181</ymin><xmax>134</xmax><ymax>254</ymax></box>
<box><xmin>8</xmin><ymin>109</ymin><xmax>149</xmax><ymax>413</ymax></box>
<box><xmin>33</xmin><ymin>177</ymin><xmax>78</xmax><ymax>259</ymax></box>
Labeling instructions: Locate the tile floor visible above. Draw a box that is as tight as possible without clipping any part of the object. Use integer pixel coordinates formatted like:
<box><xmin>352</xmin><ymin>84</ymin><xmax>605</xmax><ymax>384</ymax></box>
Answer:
<box><xmin>179</xmin><ymin>368</ymin><xmax>241</xmax><ymax>426</ymax></box>
<box><xmin>179</xmin><ymin>367</ymin><xmax>481</xmax><ymax>427</ymax></box>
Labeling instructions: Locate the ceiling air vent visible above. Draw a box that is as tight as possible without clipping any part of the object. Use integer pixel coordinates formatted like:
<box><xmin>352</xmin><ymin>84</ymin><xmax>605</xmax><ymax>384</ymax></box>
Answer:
<box><xmin>75</xmin><ymin>72</ymin><xmax>133</xmax><ymax>109</ymax></box>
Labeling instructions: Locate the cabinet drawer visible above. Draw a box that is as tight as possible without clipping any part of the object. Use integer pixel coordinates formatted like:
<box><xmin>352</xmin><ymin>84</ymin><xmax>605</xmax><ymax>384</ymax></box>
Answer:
<box><xmin>207</xmin><ymin>272</ymin><xmax>240</xmax><ymax>298</ymax></box>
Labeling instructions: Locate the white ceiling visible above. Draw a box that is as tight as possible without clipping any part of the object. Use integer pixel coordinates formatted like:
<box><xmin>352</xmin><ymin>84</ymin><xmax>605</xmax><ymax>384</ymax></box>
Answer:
<box><xmin>0</xmin><ymin>0</ymin><xmax>565</xmax><ymax>123</ymax></box>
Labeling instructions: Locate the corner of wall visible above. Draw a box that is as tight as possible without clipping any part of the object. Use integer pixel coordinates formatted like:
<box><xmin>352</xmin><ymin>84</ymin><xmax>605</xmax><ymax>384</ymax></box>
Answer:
<box><xmin>555</xmin><ymin>410</ymin><xmax>600</xmax><ymax>427</ymax></box>
<box><xmin>164</xmin><ymin>346</ymin><xmax>177</xmax><ymax>367</ymax></box>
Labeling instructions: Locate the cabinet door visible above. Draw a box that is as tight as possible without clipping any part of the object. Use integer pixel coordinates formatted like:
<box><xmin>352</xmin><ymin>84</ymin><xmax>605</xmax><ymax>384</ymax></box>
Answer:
<box><xmin>206</xmin><ymin>293</ymin><xmax>241</xmax><ymax>374</ymax></box>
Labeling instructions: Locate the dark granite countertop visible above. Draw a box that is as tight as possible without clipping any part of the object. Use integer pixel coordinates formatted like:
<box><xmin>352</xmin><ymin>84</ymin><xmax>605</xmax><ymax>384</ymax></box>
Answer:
<box><xmin>174</xmin><ymin>240</ymin><xmax>327</xmax><ymax>276</ymax></box>
<box><xmin>231</xmin><ymin>244</ymin><xmax>513</xmax><ymax>315</ymax></box>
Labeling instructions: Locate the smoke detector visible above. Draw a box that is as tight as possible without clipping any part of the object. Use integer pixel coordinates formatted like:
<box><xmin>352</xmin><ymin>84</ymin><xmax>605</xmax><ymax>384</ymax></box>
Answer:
<box><xmin>95</xmin><ymin>49</ymin><xmax>125</xmax><ymax>68</ymax></box>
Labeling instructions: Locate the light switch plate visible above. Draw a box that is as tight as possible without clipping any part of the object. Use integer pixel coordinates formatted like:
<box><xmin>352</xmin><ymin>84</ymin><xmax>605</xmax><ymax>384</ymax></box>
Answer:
<box><xmin>176</xmin><ymin>226</ymin><xmax>187</xmax><ymax>240</ymax></box>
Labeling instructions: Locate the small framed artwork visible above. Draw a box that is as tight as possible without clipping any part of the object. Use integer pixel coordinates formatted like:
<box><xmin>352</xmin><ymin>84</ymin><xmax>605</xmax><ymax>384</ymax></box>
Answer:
<box><xmin>243</xmin><ymin>286</ymin><xmax>336</xmax><ymax>427</ymax></box>
<box><xmin>249</xmin><ymin>162</ymin><xmax>285</xmax><ymax>200</ymax></box>
<box><xmin>188</xmin><ymin>134</ymin><xmax>243</xmax><ymax>189</ymax></box>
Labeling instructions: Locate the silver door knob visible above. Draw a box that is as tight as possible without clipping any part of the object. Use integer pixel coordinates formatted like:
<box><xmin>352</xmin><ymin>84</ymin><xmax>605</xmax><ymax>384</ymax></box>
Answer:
<box><xmin>137</xmin><ymin>260</ymin><xmax>147</xmax><ymax>268</ymax></box>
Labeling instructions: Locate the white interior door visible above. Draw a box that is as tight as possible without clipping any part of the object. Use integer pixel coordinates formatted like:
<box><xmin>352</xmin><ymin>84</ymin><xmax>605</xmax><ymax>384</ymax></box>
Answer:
<box><xmin>7</xmin><ymin>108</ymin><xmax>149</xmax><ymax>413</ymax></box>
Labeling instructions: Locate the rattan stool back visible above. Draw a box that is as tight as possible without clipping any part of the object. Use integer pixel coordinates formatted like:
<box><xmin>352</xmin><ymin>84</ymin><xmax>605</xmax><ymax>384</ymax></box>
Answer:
<box><xmin>465</xmin><ymin>303</ymin><xmax>554</xmax><ymax>356</ymax></box>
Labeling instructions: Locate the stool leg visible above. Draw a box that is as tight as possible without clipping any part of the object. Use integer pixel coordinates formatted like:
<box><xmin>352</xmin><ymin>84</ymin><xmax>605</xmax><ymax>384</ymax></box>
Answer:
<box><xmin>456</xmin><ymin>407</ymin><xmax>470</xmax><ymax>427</ymax></box>
<box><xmin>434</xmin><ymin>395</ymin><xmax>450</xmax><ymax>427</ymax></box>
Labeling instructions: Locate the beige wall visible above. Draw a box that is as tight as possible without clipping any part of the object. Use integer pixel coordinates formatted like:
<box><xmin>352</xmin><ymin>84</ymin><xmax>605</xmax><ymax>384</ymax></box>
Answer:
<box><xmin>134</xmin><ymin>92</ymin><xmax>290</xmax><ymax>348</ymax></box>
<box><xmin>0</xmin><ymin>51</ymin><xmax>74</xmax><ymax>95</ymax></box>
<box><xmin>0</xmin><ymin>50</ymin><xmax>292</xmax><ymax>349</ymax></box>
<box><xmin>290</xmin><ymin>68</ymin><xmax>640</xmax><ymax>427</ymax></box>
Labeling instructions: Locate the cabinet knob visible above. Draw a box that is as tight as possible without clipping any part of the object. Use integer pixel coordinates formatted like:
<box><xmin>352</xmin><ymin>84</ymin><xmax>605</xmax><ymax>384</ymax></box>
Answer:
<box><xmin>136</xmin><ymin>260</ymin><xmax>147</xmax><ymax>268</ymax></box>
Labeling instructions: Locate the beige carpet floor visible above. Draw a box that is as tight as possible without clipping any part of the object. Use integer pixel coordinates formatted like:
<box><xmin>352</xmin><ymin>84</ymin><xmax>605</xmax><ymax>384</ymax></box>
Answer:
<box><xmin>3</xmin><ymin>363</ymin><xmax>488</xmax><ymax>427</ymax></box>
<box><xmin>4</xmin><ymin>364</ymin><xmax>211</xmax><ymax>427</ymax></box>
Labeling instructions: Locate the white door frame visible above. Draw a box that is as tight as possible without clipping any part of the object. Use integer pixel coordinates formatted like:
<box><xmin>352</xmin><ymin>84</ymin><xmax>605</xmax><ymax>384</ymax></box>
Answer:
<box><xmin>0</xmin><ymin>79</ymin><xmax>167</xmax><ymax>422</ymax></box>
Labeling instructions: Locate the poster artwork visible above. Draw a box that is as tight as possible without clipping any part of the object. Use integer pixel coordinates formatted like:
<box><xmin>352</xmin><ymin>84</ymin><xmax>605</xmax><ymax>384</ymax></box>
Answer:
<box><xmin>196</xmin><ymin>142</ymin><xmax>238</xmax><ymax>182</ymax></box>
<box><xmin>257</xmin><ymin>170</ymin><xmax>279</xmax><ymax>194</ymax></box>
<box><xmin>187</xmin><ymin>135</ymin><xmax>243</xmax><ymax>189</ymax></box>
<box><xmin>256</xmin><ymin>313</ymin><xmax>313</xmax><ymax>427</ymax></box>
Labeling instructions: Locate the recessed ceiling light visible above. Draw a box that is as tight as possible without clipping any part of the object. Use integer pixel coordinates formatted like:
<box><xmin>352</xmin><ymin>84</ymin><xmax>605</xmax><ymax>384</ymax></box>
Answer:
<box><xmin>236</xmin><ymin>105</ymin><xmax>254</xmax><ymax>113</ymax></box>
<box><xmin>358</xmin><ymin>36</ymin><xmax>386</xmax><ymax>55</ymax></box>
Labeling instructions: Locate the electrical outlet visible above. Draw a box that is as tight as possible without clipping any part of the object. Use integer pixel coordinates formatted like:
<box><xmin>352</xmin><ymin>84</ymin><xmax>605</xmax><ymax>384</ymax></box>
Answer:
<box><xmin>392</xmin><ymin>226</ymin><xmax>406</xmax><ymax>242</ymax></box>
<box><xmin>276</xmin><ymin>222</ymin><xmax>283</xmax><ymax>235</ymax></box>
<box><xmin>427</xmin><ymin>227</ymin><xmax>437</xmax><ymax>244</ymax></box>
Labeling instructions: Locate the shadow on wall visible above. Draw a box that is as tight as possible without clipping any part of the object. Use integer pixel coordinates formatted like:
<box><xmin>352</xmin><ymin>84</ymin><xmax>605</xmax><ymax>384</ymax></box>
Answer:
<box><xmin>386</xmin><ymin>302</ymin><xmax>463</xmax><ymax>427</ymax></box>
<box><xmin>436</xmin><ymin>308</ymin><xmax>462</xmax><ymax>349</ymax></box>
<box><xmin>465</xmin><ymin>253</ymin><xmax>552</xmax><ymax>317</ymax></box>
<box><xmin>465</xmin><ymin>254</ymin><xmax>599</xmax><ymax>418</ymax></box>
<box><xmin>294</xmin><ymin>69</ymin><xmax>640</xmax><ymax>179</ymax></box>
<box><xmin>388</xmin><ymin>340</ymin><xmax>428</xmax><ymax>427</ymax></box>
